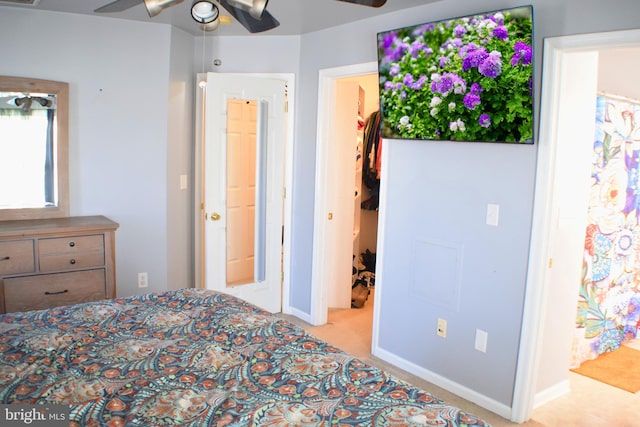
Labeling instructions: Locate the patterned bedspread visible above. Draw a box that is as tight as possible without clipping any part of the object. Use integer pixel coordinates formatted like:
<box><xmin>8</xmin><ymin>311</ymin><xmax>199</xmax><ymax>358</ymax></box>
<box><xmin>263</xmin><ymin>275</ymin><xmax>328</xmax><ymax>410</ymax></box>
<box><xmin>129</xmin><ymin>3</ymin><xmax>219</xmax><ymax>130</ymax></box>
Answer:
<box><xmin>0</xmin><ymin>288</ymin><xmax>490</xmax><ymax>426</ymax></box>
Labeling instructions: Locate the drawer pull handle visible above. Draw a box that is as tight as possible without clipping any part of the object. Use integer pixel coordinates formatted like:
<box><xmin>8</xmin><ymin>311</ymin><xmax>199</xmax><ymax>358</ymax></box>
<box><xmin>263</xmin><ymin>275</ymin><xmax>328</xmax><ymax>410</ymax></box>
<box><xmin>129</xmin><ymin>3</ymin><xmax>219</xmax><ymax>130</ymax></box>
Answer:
<box><xmin>69</xmin><ymin>259</ymin><xmax>77</xmax><ymax>265</ymax></box>
<box><xmin>69</xmin><ymin>241</ymin><xmax>75</xmax><ymax>247</ymax></box>
<box><xmin>45</xmin><ymin>289</ymin><xmax>69</xmax><ymax>296</ymax></box>
<box><xmin>0</xmin><ymin>256</ymin><xmax>9</xmax><ymax>261</ymax></box>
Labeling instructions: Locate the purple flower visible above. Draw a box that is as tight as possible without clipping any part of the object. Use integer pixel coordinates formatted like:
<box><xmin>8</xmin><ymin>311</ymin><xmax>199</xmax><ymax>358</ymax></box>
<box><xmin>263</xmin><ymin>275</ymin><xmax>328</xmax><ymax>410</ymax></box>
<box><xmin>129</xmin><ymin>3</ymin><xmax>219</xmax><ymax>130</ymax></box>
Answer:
<box><xmin>403</xmin><ymin>73</ymin><xmax>414</xmax><ymax>87</ymax></box>
<box><xmin>470</xmin><ymin>82</ymin><xmax>483</xmax><ymax>95</ymax></box>
<box><xmin>479</xmin><ymin>51</ymin><xmax>503</xmax><ymax>78</ymax></box>
<box><xmin>451</xmin><ymin>38</ymin><xmax>463</xmax><ymax>48</ymax></box>
<box><xmin>493</xmin><ymin>25</ymin><xmax>509</xmax><ymax>40</ymax></box>
<box><xmin>379</xmin><ymin>33</ymin><xmax>409</xmax><ymax>63</ymax></box>
<box><xmin>410</xmin><ymin>75</ymin><xmax>428</xmax><ymax>90</ymax></box>
<box><xmin>454</xmin><ymin>24</ymin><xmax>467</xmax><ymax>38</ymax></box>
<box><xmin>491</xmin><ymin>12</ymin><xmax>505</xmax><ymax>26</ymax></box>
<box><xmin>479</xmin><ymin>113</ymin><xmax>491</xmax><ymax>128</ymax></box>
<box><xmin>430</xmin><ymin>73</ymin><xmax>453</xmax><ymax>95</ymax></box>
<box><xmin>430</xmin><ymin>72</ymin><xmax>464</xmax><ymax>96</ymax></box>
<box><xmin>441</xmin><ymin>39</ymin><xmax>456</xmax><ymax>52</ymax></box>
<box><xmin>410</xmin><ymin>40</ymin><xmax>432</xmax><ymax>58</ymax></box>
<box><xmin>439</xmin><ymin>56</ymin><xmax>450</xmax><ymax>68</ymax></box>
<box><xmin>413</xmin><ymin>23</ymin><xmax>435</xmax><ymax>37</ymax></box>
<box><xmin>458</xmin><ymin>42</ymin><xmax>478</xmax><ymax>59</ymax></box>
<box><xmin>510</xmin><ymin>41</ymin><xmax>532</xmax><ymax>66</ymax></box>
<box><xmin>389</xmin><ymin>64</ymin><xmax>400</xmax><ymax>76</ymax></box>
<box><xmin>381</xmin><ymin>31</ymin><xmax>397</xmax><ymax>50</ymax></box>
<box><xmin>387</xmin><ymin>43</ymin><xmax>408</xmax><ymax>62</ymax></box>
<box><xmin>463</xmin><ymin>93</ymin><xmax>481</xmax><ymax>110</ymax></box>
<box><xmin>462</xmin><ymin>46</ymin><xmax>488</xmax><ymax>72</ymax></box>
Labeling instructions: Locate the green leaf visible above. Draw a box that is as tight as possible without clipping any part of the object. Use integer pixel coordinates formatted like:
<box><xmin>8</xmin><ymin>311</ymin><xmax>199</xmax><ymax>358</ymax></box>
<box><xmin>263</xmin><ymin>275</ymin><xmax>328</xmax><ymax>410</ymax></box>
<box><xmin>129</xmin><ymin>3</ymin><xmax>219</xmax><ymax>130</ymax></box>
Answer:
<box><xmin>584</xmin><ymin>318</ymin><xmax>606</xmax><ymax>339</ymax></box>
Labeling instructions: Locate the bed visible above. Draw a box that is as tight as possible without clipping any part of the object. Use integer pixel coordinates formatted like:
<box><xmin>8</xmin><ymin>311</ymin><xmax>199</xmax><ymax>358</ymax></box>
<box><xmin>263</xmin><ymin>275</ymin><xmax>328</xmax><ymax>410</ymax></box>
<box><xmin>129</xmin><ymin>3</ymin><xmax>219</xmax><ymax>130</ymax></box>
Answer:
<box><xmin>0</xmin><ymin>288</ymin><xmax>491</xmax><ymax>426</ymax></box>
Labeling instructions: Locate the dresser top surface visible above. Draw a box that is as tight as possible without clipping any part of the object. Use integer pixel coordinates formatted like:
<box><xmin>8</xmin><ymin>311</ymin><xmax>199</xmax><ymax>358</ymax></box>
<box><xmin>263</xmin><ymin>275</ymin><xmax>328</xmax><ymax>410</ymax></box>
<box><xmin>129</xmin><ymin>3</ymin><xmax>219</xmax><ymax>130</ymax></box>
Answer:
<box><xmin>0</xmin><ymin>216</ymin><xmax>119</xmax><ymax>238</ymax></box>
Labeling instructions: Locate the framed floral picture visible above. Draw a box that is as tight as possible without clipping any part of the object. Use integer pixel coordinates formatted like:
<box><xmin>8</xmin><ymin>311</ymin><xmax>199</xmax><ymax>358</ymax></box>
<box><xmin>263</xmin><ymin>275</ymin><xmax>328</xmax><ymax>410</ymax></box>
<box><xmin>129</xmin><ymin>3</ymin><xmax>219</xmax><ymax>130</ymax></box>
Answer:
<box><xmin>377</xmin><ymin>5</ymin><xmax>534</xmax><ymax>143</ymax></box>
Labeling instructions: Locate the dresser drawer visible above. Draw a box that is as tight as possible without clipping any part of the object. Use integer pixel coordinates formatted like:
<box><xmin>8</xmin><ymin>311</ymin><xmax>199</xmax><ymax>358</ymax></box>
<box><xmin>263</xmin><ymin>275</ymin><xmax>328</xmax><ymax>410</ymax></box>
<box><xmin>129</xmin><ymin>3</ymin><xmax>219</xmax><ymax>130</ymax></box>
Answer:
<box><xmin>0</xmin><ymin>240</ymin><xmax>35</xmax><ymax>276</ymax></box>
<box><xmin>39</xmin><ymin>235</ymin><xmax>105</xmax><ymax>272</ymax></box>
<box><xmin>3</xmin><ymin>269</ymin><xmax>106</xmax><ymax>313</ymax></box>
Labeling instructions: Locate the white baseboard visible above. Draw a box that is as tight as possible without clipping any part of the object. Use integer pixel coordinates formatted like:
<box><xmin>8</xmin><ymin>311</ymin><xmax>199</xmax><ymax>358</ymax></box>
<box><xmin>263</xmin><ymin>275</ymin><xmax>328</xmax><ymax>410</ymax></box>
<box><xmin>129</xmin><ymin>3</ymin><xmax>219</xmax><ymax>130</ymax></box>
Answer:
<box><xmin>533</xmin><ymin>379</ymin><xmax>570</xmax><ymax>409</ymax></box>
<box><xmin>373</xmin><ymin>345</ymin><xmax>512</xmax><ymax>420</ymax></box>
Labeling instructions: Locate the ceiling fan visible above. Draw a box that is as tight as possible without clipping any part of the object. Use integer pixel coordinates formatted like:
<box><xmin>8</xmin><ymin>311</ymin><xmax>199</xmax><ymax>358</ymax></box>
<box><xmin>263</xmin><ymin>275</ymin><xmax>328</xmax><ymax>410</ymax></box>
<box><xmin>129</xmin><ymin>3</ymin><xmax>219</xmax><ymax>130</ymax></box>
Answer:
<box><xmin>94</xmin><ymin>0</ymin><xmax>387</xmax><ymax>34</ymax></box>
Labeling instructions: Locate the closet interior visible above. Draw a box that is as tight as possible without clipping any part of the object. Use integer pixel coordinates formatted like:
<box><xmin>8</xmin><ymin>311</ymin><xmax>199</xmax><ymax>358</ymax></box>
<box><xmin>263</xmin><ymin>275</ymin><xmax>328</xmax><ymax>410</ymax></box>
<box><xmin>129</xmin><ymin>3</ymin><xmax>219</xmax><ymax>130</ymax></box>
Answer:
<box><xmin>337</xmin><ymin>73</ymin><xmax>380</xmax><ymax>310</ymax></box>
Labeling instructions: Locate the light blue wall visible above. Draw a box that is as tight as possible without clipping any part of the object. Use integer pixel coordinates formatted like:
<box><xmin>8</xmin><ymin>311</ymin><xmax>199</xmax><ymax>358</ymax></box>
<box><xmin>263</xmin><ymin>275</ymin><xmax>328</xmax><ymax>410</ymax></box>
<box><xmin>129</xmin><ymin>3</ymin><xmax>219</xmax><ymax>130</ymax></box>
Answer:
<box><xmin>167</xmin><ymin>28</ymin><xmax>196</xmax><ymax>290</ymax></box>
<box><xmin>286</xmin><ymin>0</ymin><xmax>640</xmax><ymax>408</ymax></box>
<box><xmin>0</xmin><ymin>9</ymin><xmax>191</xmax><ymax>298</ymax></box>
<box><xmin>380</xmin><ymin>141</ymin><xmax>535</xmax><ymax>405</ymax></box>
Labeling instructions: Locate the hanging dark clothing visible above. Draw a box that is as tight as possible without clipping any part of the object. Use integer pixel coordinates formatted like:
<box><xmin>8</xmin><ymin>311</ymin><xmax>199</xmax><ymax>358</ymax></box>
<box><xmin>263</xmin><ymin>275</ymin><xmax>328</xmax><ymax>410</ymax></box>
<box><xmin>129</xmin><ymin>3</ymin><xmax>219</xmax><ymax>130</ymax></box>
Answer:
<box><xmin>361</xmin><ymin>111</ymin><xmax>381</xmax><ymax>210</ymax></box>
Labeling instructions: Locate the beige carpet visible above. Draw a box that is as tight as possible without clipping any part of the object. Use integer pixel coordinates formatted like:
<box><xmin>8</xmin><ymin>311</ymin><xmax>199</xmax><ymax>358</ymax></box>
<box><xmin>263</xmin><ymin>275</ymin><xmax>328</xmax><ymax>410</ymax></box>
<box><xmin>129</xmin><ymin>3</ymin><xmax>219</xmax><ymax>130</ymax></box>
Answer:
<box><xmin>571</xmin><ymin>345</ymin><xmax>640</xmax><ymax>393</ymax></box>
<box><xmin>280</xmin><ymin>294</ymin><xmax>640</xmax><ymax>426</ymax></box>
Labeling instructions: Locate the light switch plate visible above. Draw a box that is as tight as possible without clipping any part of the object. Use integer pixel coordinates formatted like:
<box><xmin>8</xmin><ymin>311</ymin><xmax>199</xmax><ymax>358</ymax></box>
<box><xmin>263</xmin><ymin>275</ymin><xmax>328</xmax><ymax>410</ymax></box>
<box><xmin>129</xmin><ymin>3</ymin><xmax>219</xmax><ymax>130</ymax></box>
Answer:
<box><xmin>475</xmin><ymin>329</ymin><xmax>488</xmax><ymax>352</ymax></box>
<box><xmin>486</xmin><ymin>203</ymin><xmax>499</xmax><ymax>226</ymax></box>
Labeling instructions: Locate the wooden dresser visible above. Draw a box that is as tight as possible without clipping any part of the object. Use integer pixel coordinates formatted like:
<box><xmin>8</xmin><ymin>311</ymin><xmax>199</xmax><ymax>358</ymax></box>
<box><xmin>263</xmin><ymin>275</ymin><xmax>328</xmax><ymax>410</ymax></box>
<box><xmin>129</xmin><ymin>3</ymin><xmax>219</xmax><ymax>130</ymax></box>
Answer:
<box><xmin>0</xmin><ymin>216</ymin><xmax>118</xmax><ymax>314</ymax></box>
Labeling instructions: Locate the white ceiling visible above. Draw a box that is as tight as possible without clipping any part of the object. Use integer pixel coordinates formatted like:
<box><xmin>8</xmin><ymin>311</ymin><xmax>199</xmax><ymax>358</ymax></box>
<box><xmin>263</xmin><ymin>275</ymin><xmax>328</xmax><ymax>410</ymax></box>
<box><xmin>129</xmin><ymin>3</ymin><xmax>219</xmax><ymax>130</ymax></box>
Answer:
<box><xmin>0</xmin><ymin>0</ymin><xmax>436</xmax><ymax>36</ymax></box>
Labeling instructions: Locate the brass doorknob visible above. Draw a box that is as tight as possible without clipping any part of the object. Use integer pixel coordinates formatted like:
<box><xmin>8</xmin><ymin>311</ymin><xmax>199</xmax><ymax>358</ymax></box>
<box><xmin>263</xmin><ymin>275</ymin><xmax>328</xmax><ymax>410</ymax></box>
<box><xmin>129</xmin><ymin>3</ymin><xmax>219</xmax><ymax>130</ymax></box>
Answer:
<box><xmin>211</xmin><ymin>212</ymin><xmax>221</xmax><ymax>221</ymax></box>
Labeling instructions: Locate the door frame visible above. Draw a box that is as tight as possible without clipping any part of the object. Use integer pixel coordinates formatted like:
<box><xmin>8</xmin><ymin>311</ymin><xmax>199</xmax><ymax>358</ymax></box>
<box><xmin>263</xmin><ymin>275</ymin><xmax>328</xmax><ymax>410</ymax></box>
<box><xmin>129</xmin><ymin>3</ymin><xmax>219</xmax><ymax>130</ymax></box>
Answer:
<box><xmin>310</xmin><ymin>62</ymin><xmax>378</xmax><ymax>326</ymax></box>
<box><xmin>194</xmin><ymin>72</ymin><xmax>296</xmax><ymax>314</ymax></box>
<box><xmin>511</xmin><ymin>29</ymin><xmax>640</xmax><ymax>422</ymax></box>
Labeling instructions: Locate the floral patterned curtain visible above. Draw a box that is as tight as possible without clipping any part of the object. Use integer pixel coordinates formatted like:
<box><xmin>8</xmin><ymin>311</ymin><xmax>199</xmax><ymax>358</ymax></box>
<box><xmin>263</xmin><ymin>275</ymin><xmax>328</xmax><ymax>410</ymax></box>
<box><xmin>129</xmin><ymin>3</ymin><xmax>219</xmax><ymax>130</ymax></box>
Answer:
<box><xmin>571</xmin><ymin>95</ymin><xmax>640</xmax><ymax>368</ymax></box>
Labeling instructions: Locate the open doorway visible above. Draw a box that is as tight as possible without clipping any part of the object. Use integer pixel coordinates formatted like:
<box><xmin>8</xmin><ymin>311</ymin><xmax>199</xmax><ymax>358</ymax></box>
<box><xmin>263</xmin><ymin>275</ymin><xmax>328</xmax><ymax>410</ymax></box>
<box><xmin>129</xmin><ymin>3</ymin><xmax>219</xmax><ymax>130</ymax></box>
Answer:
<box><xmin>337</xmin><ymin>73</ymin><xmax>380</xmax><ymax>310</ymax></box>
<box><xmin>310</xmin><ymin>62</ymin><xmax>379</xmax><ymax>335</ymax></box>
<box><xmin>564</xmin><ymin>46</ymin><xmax>640</xmax><ymax>391</ymax></box>
<box><xmin>513</xmin><ymin>29</ymin><xmax>640</xmax><ymax>423</ymax></box>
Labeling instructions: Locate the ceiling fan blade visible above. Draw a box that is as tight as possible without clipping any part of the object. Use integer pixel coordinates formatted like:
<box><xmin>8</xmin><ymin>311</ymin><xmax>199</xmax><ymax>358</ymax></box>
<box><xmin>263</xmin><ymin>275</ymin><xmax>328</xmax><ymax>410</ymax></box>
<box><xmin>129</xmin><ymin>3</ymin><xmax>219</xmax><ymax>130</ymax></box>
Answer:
<box><xmin>336</xmin><ymin>0</ymin><xmax>387</xmax><ymax>7</ymax></box>
<box><xmin>94</xmin><ymin>0</ymin><xmax>144</xmax><ymax>13</ymax></box>
<box><xmin>219</xmin><ymin>0</ymin><xmax>280</xmax><ymax>33</ymax></box>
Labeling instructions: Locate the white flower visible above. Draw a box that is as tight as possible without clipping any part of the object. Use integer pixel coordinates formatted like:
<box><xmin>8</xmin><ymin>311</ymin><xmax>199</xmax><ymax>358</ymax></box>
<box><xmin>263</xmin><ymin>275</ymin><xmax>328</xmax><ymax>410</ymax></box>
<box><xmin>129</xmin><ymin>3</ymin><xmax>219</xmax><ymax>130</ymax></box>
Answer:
<box><xmin>450</xmin><ymin>119</ymin><xmax>466</xmax><ymax>133</ymax></box>
<box><xmin>430</xmin><ymin>108</ymin><xmax>439</xmax><ymax>117</ymax></box>
<box><xmin>398</xmin><ymin>115</ymin><xmax>412</xmax><ymax>131</ymax></box>
<box><xmin>430</xmin><ymin>97</ymin><xmax>442</xmax><ymax>108</ymax></box>
<box><xmin>448</xmin><ymin>102</ymin><xmax>456</xmax><ymax>112</ymax></box>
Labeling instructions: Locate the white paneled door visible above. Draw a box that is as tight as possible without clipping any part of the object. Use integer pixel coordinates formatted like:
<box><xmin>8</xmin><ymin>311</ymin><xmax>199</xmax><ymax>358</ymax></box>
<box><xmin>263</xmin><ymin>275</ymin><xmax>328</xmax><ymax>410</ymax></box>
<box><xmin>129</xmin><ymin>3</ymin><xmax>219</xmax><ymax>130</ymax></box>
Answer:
<box><xmin>203</xmin><ymin>73</ymin><xmax>286</xmax><ymax>313</ymax></box>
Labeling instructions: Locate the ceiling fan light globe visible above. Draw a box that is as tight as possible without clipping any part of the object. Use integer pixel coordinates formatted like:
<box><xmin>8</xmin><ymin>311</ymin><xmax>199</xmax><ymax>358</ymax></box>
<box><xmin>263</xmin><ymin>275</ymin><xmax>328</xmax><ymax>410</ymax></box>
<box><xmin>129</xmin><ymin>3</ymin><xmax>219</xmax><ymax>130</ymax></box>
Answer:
<box><xmin>191</xmin><ymin>0</ymin><xmax>219</xmax><ymax>23</ymax></box>
<box><xmin>144</xmin><ymin>0</ymin><xmax>184</xmax><ymax>17</ymax></box>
